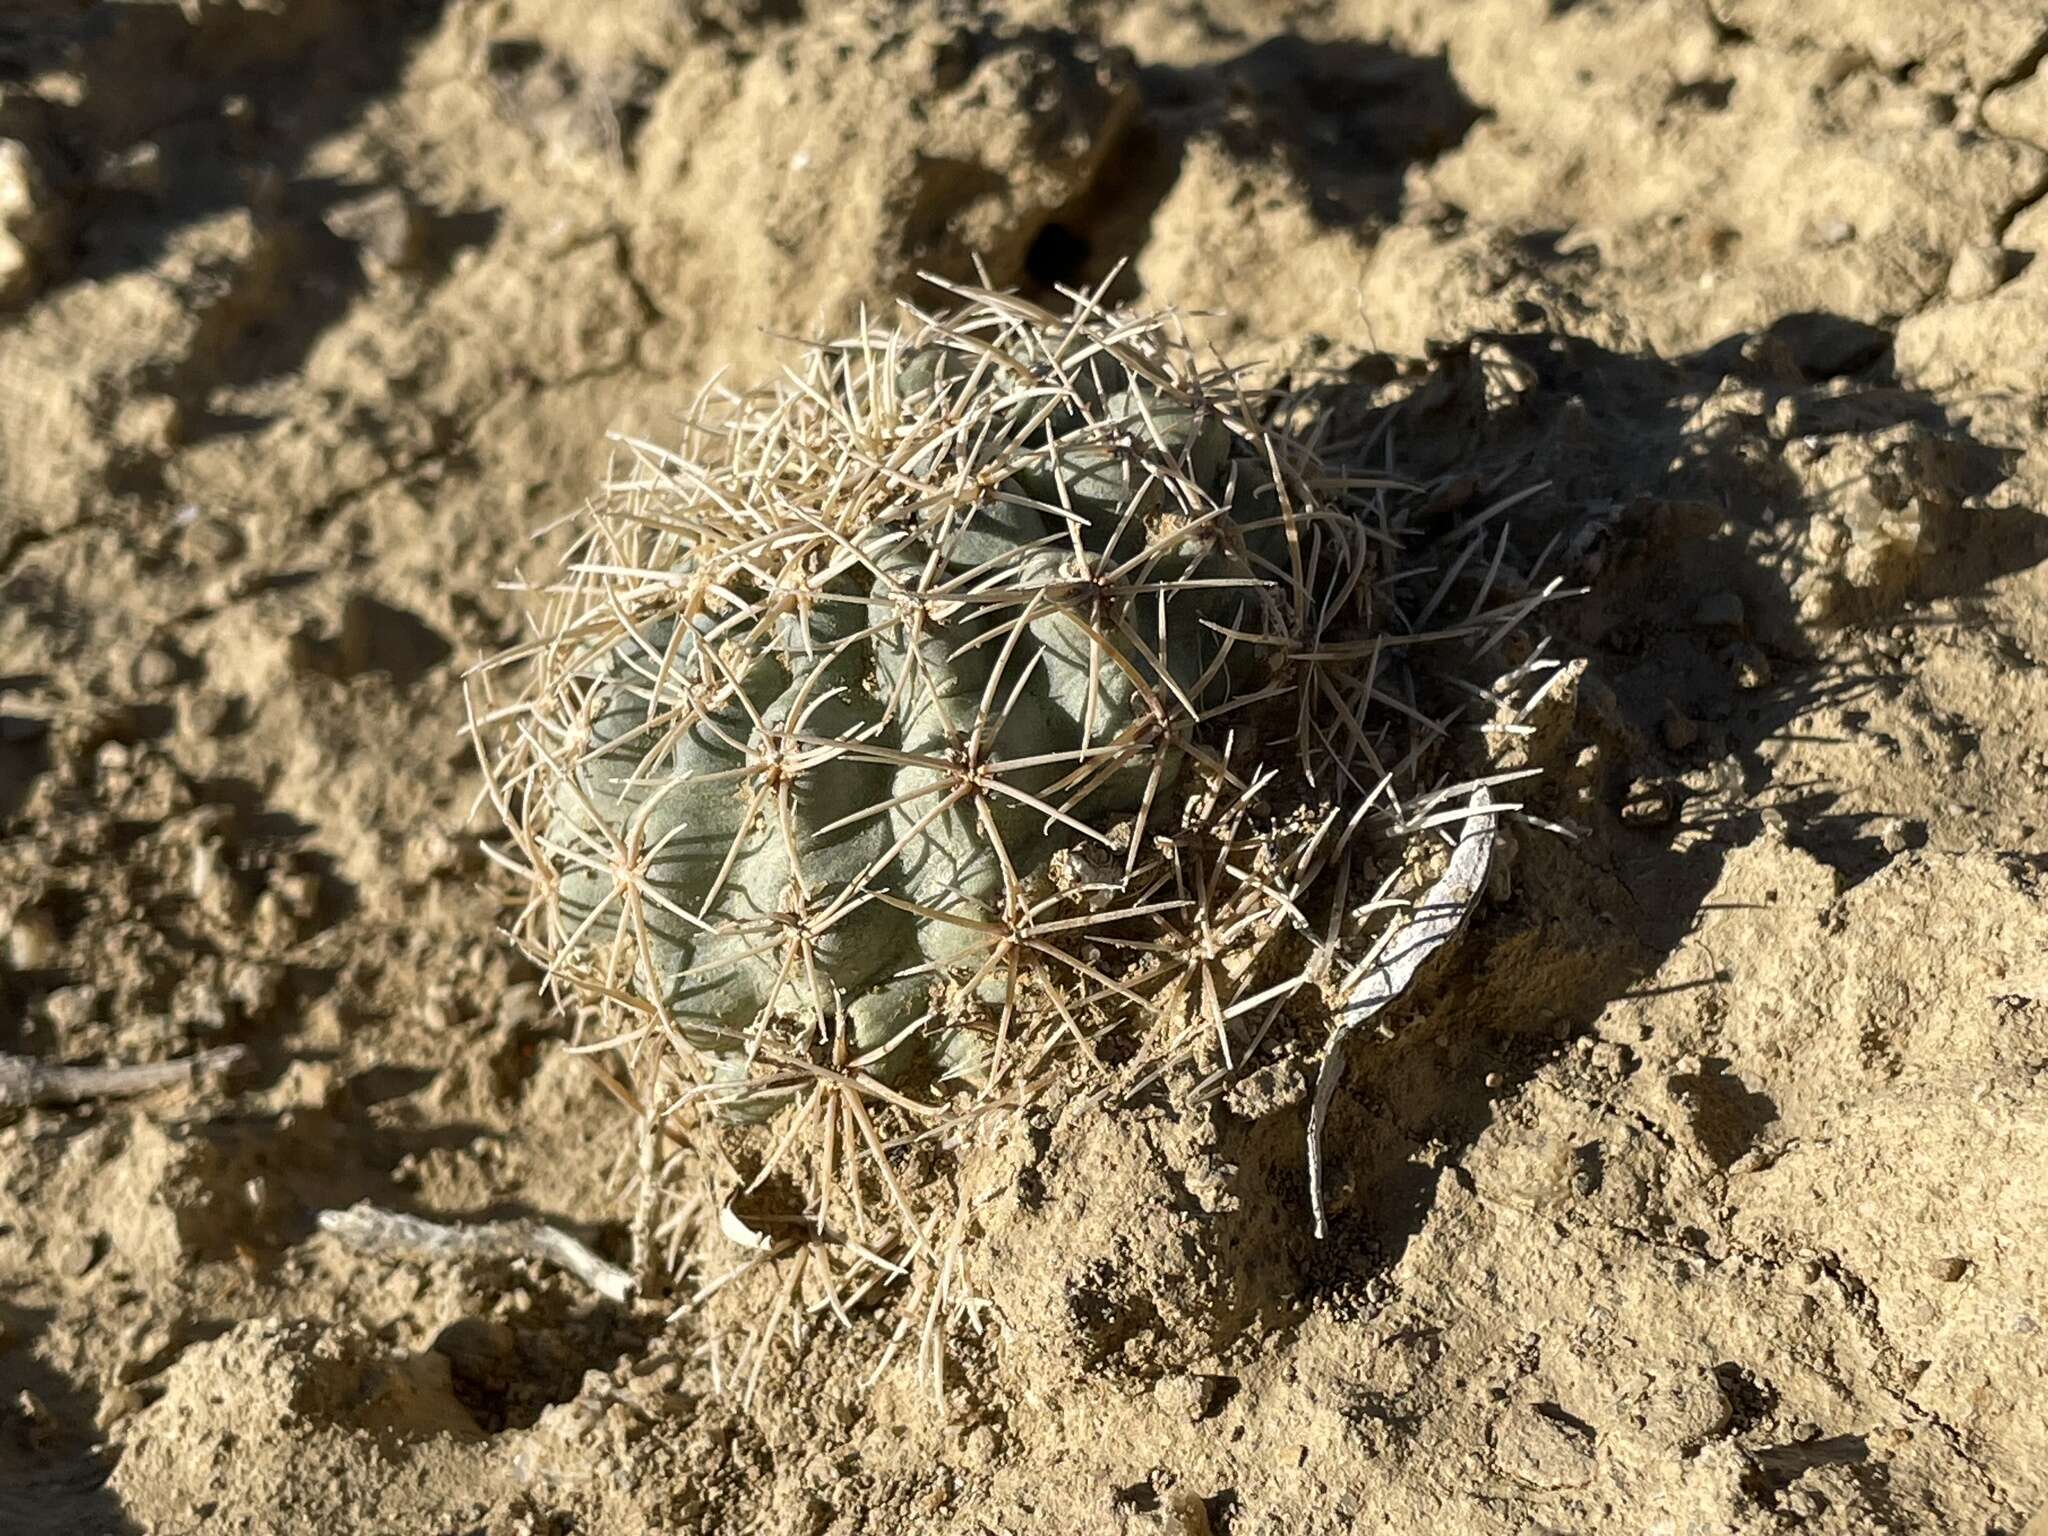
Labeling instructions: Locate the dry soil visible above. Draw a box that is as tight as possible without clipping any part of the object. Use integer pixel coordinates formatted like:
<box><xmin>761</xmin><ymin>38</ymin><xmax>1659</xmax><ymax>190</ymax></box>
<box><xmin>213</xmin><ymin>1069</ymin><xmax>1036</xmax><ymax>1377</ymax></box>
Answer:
<box><xmin>2</xmin><ymin>2</ymin><xmax>2046</xmax><ymax>1533</ymax></box>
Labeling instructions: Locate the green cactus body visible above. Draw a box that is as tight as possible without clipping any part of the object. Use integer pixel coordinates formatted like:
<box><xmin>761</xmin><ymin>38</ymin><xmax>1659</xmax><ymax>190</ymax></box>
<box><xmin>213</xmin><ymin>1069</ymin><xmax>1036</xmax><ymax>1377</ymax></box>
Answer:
<box><xmin>535</xmin><ymin>337</ymin><xmax>1315</xmax><ymax>1107</ymax></box>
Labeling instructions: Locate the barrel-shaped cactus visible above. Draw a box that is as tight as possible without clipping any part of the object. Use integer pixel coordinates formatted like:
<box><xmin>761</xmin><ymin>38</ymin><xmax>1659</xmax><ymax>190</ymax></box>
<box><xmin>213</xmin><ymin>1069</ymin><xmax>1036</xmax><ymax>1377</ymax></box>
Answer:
<box><xmin>471</xmin><ymin>285</ymin><xmax>1397</xmax><ymax>1302</ymax></box>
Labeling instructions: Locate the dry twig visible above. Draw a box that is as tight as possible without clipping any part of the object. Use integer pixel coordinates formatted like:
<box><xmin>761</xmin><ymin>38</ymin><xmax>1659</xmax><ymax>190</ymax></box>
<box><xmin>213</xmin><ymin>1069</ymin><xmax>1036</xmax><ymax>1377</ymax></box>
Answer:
<box><xmin>0</xmin><ymin>1045</ymin><xmax>249</xmax><ymax>1110</ymax></box>
<box><xmin>315</xmin><ymin>1200</ymin><xmax>637</xmax><ymax>1305</ymax></box>
<box><xmin>1308</xmin><ymin>786</ymin><xmax>1498</xmax><ymax>1238</ymax></box>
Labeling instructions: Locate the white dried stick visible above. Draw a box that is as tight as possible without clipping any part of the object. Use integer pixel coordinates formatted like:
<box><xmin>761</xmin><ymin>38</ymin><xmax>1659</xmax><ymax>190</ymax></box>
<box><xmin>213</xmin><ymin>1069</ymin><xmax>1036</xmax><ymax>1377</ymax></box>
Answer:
<box><xmin>1308</xmin><ymin>786</ymin><xmax>1497</xmax><ymax>1238</ymax></box>
<box><xmin>0</xmin><ymin>1045</ymin><xmax>249</xmax><ymax>1110</ymax></box>
<box><xmin>317</xmin><ymin>1200</ymin><xmax>636</xmax><ymax>1305</ymax></box>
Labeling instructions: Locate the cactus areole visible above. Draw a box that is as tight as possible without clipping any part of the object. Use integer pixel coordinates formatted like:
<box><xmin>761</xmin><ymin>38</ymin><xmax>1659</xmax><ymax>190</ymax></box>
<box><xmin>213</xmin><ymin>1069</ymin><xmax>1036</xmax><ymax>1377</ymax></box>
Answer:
<box><xmin>473</xmin><ymin>286</ymin><xmax>1383</xmax><ymax>1134</ymax></box>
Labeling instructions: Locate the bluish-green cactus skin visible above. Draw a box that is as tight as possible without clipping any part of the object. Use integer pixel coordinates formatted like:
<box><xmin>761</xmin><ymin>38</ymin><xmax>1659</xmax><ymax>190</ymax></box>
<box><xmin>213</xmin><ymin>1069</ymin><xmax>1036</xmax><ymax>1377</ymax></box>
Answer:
<box><xmin>548</xmin><ymin>358</ymin><xmax>1296</xmax><ymax>1097</ymax></box>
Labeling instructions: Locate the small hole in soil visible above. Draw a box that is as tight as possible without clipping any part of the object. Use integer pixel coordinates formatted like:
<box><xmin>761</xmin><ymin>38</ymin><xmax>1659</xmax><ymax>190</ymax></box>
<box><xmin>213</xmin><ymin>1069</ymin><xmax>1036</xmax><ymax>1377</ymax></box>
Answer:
<box><xmin>432</xmin><ymin>1314</ymin><xmax>633</xmax><ymax>1433</ymax></box>
<box><xmin>1113</xmin><ymin>1479</ymin><xmax>1161</xmax><ymax>1513</ymax></box>
<box><xmin>1025</xmin><ymin>223</ymin><xmax>1091</xmax><ymax>288</ymax></box>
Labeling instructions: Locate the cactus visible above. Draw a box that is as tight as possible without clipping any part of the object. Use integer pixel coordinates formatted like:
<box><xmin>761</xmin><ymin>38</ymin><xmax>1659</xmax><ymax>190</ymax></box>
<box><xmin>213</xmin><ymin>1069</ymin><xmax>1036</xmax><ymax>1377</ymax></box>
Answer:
<box><xmin>469</xmin><ymin>282</ymin><xmax>1491</xmax><ymax>1339</ymax></box>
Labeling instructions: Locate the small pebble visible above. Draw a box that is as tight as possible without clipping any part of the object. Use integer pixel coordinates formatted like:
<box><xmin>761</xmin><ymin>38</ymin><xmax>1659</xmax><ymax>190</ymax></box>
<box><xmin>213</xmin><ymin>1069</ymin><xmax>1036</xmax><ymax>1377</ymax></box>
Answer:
<box><xmin>1643</xmin><ymin>1368</ymin><xmax>1732</xmax><ymax>1450</ymax></box>
<box><xmin>225</xmin><ymin>959</ymin><xmax>283</xmax><ymax>1020</ymax></box>
<box><xmin>191</xmin><ymin>840</ymin><xmax>245</xmax><ymax>919</ymax></box>
<box><xmin>98</xmin><ymin>139</ymin><xmax>164</xmax><ymax>197</ymax></box>
<box><xmin>1724</xmin><ymin>642</ymin><xmax>1773</xmax><ymax>689</ymax></box>
<box><xmin>251</xmin><ymin>889</ymin><xmax>301</xmax><ymax>949</ymax></box>
<box><xmin>179</xmin><ymin>515</ymin><xmax>246</xmax><ymax>566</ymax></box>
<box><xmin>12</xmin><ymin>1390</ymin><xmax>53</xmax><ymax>1448</ymax></box>
<box><xmin>270</xmin><ymin>870</ymin><xmax>322</xmax><ymax>924</ymax></box>
<box><xmin>1946</xmin><ymin>241</ymin><xmax>2009</xmax><ymax>301</ymax></box>
<box><xmin>176</xmin><ymin>691</ymin><xmax>232</xmax><ymax>738</ymax></box>
<box><xmin>4</xmin><ymin>907</ymin><xmax>59</xmax><ymax>969</ymax></box>
<box><xmin>0</xmin><ymin>230</ymin><xmax>33</xmax><ymax>307</ymax></box>
<box><xmin>404</xmin><ymin>829</ymin><xmax>472</xmax><ymax>883</ymax></box>
<box><xmin>960</xmin><ymin>1423</ymin><xmax>1001</xmax><ymax>1468</ymax></box>
<box><xmin>113</xmin><ymin>396</ymin><xmax>184</xmax><ymax>458</ymax></box>
<box><xmin>1588</xmin><ymin>1040</ymin><xmax>1630</xmax><ymax>1078</ymax></box>
<box><xmin>132</xmin><ymin>647</ymin><xmax>181</xmax><ymax>692</ymax></box>
<box><xmin>0</xmin><ymin>138</ymin><xmax>55</xmax><ymax>246</ymax></box>
<box><xmin>0</xmin><ymin>138</ymin><xmax>55</xmax><ymax>306</ymax></box>
<box><xmin>324</xmin><ymin>187</ymin><xmax>426</xmax><ymax>271</ymax></box>
<box><xmin>1621</xmin><ymin>778</ymin><xmax>1679</xmax><ymax>827</ymax></box>
<box><xmin>50</xmin><ymin>1232</ymin><xmax>97</xmax><ymax>1278</ymax></box>
<box><xmin>1780</xmin><ymin>1487</ymin><xmax>1826</xmax><ymax>1520</ymax></box>
<box><xmin>40</xmin><ymin>983</ymin><xmax>98</xmax><ymax>1031</ymax></box>
<box><xmin>1931</xmin><ymin>1256</ymin><xmax>1968</xmax><ymax>1282</ymax></box>
<box><xmin>1659</xmin><ymin>701</ymin><xmax>1698</xmax><ymax>751</ymax></box>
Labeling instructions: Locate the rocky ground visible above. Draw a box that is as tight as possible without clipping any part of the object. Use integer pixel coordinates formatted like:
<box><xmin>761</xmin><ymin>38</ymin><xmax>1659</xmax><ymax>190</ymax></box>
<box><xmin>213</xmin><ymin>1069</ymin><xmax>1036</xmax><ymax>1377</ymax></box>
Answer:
<box><xmin>1</xmin><ymin>1</ymin><xmax>2045</xmax><ymax>1532</ymax></box>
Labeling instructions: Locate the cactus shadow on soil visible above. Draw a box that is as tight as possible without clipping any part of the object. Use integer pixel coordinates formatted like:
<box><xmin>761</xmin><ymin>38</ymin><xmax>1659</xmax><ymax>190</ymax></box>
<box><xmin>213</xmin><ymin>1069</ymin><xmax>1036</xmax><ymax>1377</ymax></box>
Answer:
<box><xmin>1165</xmin><ymin>315</ymin><xmax>2042</xmax><ymax>1325</ymax></box>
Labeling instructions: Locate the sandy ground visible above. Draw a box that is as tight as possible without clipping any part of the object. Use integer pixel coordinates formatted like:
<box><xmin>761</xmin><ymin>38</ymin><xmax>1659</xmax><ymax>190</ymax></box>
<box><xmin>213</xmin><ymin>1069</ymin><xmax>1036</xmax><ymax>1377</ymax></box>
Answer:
<box><xmin>2</xmin><ymin>1</ymin><xmax>2046</xmax><ymax>1532</ymax></box>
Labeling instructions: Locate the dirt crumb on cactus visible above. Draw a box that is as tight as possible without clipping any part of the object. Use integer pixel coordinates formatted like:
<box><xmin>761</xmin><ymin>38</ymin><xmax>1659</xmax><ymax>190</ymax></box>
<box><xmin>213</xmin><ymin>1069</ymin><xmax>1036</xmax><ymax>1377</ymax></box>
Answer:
<box><xmin>2</xmin><ymin>0</ymin><xmax>2046</xmax><ymax>1534</ymax></box>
